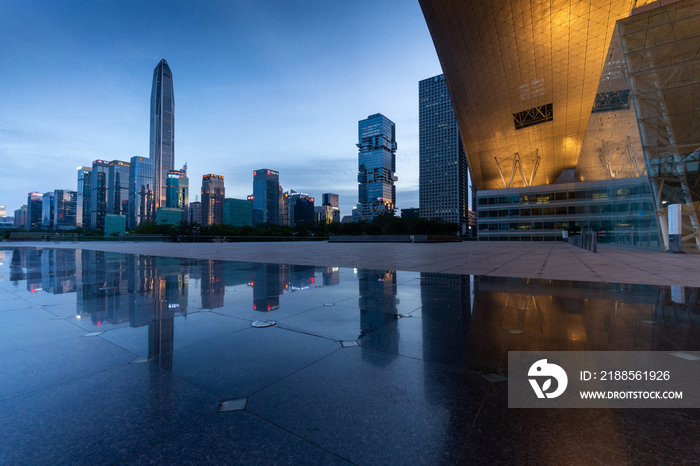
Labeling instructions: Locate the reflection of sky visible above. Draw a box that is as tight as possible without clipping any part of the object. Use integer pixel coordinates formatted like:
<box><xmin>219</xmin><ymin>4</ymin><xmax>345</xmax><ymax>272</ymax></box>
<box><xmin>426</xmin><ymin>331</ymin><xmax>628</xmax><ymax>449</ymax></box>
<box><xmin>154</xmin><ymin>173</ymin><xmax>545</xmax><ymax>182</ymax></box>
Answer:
<box><xmin>0</xmin><ymin>0</ymin><xmax>441</xmax><ymax>217</ymax></box>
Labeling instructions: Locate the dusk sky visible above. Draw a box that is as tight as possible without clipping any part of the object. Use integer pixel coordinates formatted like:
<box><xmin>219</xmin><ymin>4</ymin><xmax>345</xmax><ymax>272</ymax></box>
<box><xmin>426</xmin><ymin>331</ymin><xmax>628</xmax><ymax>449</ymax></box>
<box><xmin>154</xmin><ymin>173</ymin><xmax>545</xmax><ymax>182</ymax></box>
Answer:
<box><xmin>0</xmin><ymin>0</ymin><xmax>442</xmax><ymax>218</ymax></box>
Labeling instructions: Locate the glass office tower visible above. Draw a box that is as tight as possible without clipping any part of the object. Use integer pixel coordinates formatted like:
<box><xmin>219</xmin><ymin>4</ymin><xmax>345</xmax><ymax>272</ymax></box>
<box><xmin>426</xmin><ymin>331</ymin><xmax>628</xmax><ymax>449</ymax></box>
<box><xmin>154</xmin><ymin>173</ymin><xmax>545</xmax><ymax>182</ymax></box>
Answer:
<box><xmin>166</xmin><ymin>166</ymin><xmax>188</xmax><ymax>222</ymax></box>
<box><xmin>77</xmin><ymin>166</ymin><xmax>92</xmax><ymax>228</ymax></box>
<box><xmin>252</xmin><ymin>169</ymin><xmax>280</xmax><ymax>226</ymax></box>
<box><xmin>150</xmin><ymin>59</ymin><xmax>175</xmax><ymax>212</ymax></box>
<box><xmin>53</xmin><ymin>190</ymin><xmax>77</xmax><ymax>229</ymax></box>
<box><xmin>107</xmin><ymin>160</ymin><xmax>130</xmax><ymax>217</ymax></box>
<box><xmin>25</xmin><ymin>193</ymin><xmax>44</xmax><ymax>231</ymax></box>
<box><xmin>419</xmin><ymin>75</ymin><xmax>470</xmax><ymax>234</ymax></box>
<box><xmin>41</xmin><ymin>192</ymin><xmax>55</xmax><ymax>229</ymax></box>
<box><xmin>90</xmin><ymin>160</ymin><xmax>110</xmax><ymax>230</ymax></box>
<box><xmin>129</xmin><ymin>156</ymin><xmax>155</xmax><ymax>229</ymax></box>
<box><xmin>201</xmin><ymin>174</ymin><xmax>224</xmax><ymax>226</ymax></box>
<box><xmin>357</xmin><ymin>114</ymin><xmax>397</xmax><ymax>221</ymax></box>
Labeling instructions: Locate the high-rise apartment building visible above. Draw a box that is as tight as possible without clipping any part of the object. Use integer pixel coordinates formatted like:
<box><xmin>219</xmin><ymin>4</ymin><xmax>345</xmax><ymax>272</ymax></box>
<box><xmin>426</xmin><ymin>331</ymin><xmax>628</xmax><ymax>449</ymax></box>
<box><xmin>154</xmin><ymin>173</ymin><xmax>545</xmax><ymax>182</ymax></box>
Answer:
<box><xmin>357</xmin><ymin>114</ymin><xmax>397</xmax><ymax>221</ymax></box>
<box><xmin>26</xmin><ymin>192</ymin><xmax>43</xmax><ymax>230</ymax></box>
<box><xmin>90</xmin><ymin>160</ymin><xmax>109</xmax><ymax>230</ymax></box>
<box><xmin>107</xmin><ymin>160</ymin><xmax>130</xmax><ymax>217</ymax></box>
<box><xmin>77</xmin><ymin>166</ymin><xmax>92</xmax><ymax>228</ymax></box>
<box><xmin>252</xmin><ymin>169</ymin><xmax>280</xmax><ymax>226</ymax></box>
<box><xmin>41</xmin><ymin>192</ymin><xmax>55</xmax><ymax>229</ymax></box>
<box><xmin>150</xmin><ymin>59</ymin><xmax>175</xmax><ymax>212</ymax></box>
<box><xmin>419</xmin><ymin>74</ymin><xmax>471</xmax><ymax>234</ymax></box>
<box><xmin>53</xmin><ymin>190</ymin><xmax>78</xmax><ymax>229</ymax></box>
<box><xmin>129</xmin><ymin>156</ymin><xmax>155</xmax><ymax>229</ymax></box>
<box><xmin>201</xmin><ymin>174</ymin><xmax>224</xmax><ymax>226</ymax></box>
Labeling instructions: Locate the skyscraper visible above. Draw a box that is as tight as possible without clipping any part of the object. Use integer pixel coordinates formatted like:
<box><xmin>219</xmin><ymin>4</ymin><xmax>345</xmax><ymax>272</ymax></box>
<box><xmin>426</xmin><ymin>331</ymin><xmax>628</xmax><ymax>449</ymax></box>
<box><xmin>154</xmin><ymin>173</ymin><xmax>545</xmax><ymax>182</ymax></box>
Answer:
<box><xmin>41</xmin><ymin>191</ymin><xmax>55</xmax><ymax>229</ymax></box>
<box><xmin>419</xmin><ymin>74</ymin><xmax>470</xmax><ymax>234</ymax></box>
<box><xmin>322</xmin><ymin>193</ymin><xmax>340</xmax><ymax>222</ymax></box>
<box><xmin>252</xmin><ymin>169</ymin><xmax>280</xmax><ymax>226</ymax></box>
<box><xmin>201</xmin><ymin>174</ymin><xmax>224</xmax><ymax>226</ymax></box>
<box><xmin>166</xmin><ymin>165</ymin><xmax>188</xmax><ymax>222</ymax></box>
<box><xmin>129</xmin><ymin>156</ymin><xmax>155</xmax><ymax>229</ymax></box>
<box><xmin>150</xmin><ymin>59</ymin><xmax>175</xmax><ymax>212</ymax></box>
<box><xmin>53</xmin><ymin>190</ymin><xmax>78</xmax><ymax>229</ymax></box>
<box><xmin>357</xmin><ymin>114</ymin><xmax>397</xmax><ymax>221</ymax></box>
<box><xmin>107</xmin><ymin>160</ymin><xmax>130</xmax><ymax>217</ymax></box>
<box><xmin>77</xmin><ymin>166</ymin><xmax>92</xmax><ymax>228</ymax></box>
<box><xmin>90</xmin><ymin>160</ymin><xmax>109</xmax><ymax>230</ymax></box>
<box><xmin>26</xmin><ymin>192</ymin><xmax>43</xmax><ymax>230</ymax></box>
<box><xmin>285</xmin><ymin>190</ymin><xmax>315</xmax><ymax>226</ymax></box>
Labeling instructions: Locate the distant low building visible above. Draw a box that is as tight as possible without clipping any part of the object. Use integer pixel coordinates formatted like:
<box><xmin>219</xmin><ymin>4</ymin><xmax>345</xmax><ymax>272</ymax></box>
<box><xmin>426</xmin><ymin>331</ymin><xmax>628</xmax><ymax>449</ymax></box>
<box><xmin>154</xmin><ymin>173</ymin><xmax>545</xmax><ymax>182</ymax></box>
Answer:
<box><xmin>401</xmin><ymin>208</ymin><xmax>419</xmax><ymax>219</ymax></box>
<box><xmin>104</xmin><ymin>214</ymin><xmax>126</xmax><ymax>236</ymax></box>
<box><xmin>223</xmin><ymin>198</ymin><xmax>252</xmax><ymax>227</ymax></box>
<box><xmin>156</xmin><ymin>207</ymin><xmax>182</xmax><ymax>225</ymax></box>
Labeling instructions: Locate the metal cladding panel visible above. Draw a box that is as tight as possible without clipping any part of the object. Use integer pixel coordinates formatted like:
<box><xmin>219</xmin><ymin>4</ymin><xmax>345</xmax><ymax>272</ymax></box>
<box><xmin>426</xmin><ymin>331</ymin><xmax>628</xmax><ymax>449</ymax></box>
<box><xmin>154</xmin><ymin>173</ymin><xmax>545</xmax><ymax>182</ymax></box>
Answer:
<box><xmin>418</xmin><ymin>0</ymin><xmax>635</xmax><ymax>191</ymax></box>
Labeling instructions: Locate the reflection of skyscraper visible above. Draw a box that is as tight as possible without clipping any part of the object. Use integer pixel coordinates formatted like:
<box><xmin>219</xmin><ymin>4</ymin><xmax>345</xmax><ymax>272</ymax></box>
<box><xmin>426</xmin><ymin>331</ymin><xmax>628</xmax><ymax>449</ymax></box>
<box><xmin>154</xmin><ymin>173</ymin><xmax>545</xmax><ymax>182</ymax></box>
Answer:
<box><xmin>419</xmin><ymin>273</ymin><xmax>472</xmax><ymax>366</ymax></box>
<box><xmin>150</xmin><ymin>59</ymin><xmax>175</xmax><ymax>212</ymax></box>
<box><xmin>252</xmin><ymin>263</ymin><xmax>283</xmax><ymax>312</ymax></box>
<box><xmin>201</xmin><ymin>260</ymin><xmax>225</xmax><ymax>309</ymax></box>
<box><xmin>358</xmin><ymin>270</ymin><xmax>400</xmax><ymax>347</ymax></box>
<box><xmin>322</xmin><ymin>267</ymin><xmax>340</xmax><ymax>287</ymax></box>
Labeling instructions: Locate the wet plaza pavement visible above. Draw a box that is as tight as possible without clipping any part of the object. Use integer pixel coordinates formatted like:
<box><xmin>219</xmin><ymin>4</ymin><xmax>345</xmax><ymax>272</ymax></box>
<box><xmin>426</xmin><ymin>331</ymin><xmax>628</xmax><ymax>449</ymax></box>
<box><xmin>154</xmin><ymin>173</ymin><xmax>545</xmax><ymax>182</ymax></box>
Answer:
<box><xmin>1</xmin><ymin>246</ymin><xmax>699</xmax><ymax>465</ymax></box>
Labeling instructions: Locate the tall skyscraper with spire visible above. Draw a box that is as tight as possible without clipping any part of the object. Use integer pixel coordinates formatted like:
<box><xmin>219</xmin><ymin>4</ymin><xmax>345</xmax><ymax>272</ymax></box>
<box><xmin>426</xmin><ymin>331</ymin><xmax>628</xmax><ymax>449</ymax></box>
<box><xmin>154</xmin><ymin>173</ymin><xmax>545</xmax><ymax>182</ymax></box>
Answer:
<box><xmin>150</xmin><ymin>59</ymin><xmax>175</xmax><ymax>211</ymax></box>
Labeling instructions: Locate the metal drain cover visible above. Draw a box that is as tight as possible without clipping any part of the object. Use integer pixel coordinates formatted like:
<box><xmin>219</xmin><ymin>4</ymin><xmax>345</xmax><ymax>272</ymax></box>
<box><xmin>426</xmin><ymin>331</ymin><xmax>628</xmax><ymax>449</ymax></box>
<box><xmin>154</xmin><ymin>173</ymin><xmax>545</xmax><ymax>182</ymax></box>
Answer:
<box><xmin>251</xmin><ymin>320</ymin><xmax>276</xmax><ymax>328</ymax></box>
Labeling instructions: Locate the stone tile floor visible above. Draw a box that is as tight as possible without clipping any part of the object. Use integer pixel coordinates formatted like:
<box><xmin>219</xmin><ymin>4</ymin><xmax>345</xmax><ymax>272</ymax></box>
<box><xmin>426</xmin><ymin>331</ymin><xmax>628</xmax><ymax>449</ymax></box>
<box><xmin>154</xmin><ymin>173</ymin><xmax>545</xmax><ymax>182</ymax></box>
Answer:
<box><xmin>0</xmin><ymin>246</ymin><xmax>699</xmax><ymax>465</ymax></box>
<box><xmin>7</xmin><ymin>240</ymin><xmax>700</xmax><ymax>286</ymax></box>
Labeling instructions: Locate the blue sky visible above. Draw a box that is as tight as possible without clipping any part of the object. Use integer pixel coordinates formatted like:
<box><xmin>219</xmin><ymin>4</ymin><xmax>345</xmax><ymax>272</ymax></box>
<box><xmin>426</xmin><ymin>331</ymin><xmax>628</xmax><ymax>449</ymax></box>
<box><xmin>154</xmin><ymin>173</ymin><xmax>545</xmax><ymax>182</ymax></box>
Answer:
<box><xmin>0</xmin><ymin>0</ymin><xmax>442</xmax><ymax>218</ymax></box>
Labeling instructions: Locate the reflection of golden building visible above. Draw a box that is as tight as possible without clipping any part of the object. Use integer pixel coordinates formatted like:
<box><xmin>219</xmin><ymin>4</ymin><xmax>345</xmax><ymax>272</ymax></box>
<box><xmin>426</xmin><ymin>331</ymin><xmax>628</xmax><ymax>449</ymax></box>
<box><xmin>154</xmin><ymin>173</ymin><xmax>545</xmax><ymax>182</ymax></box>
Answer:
<box><xmin>419</xmin><ymin>0</ymin><xmax>700</xmax><ymax>250</ymax></box>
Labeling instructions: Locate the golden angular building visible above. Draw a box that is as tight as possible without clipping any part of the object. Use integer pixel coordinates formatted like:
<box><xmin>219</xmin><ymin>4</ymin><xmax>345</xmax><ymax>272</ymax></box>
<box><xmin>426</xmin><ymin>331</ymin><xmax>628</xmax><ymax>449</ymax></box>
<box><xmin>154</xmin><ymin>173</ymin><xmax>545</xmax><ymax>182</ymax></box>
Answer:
<box><xmin>419</xmin><ymin>0</ymin><xmax>700</xmax><ymax>251</ymax></box>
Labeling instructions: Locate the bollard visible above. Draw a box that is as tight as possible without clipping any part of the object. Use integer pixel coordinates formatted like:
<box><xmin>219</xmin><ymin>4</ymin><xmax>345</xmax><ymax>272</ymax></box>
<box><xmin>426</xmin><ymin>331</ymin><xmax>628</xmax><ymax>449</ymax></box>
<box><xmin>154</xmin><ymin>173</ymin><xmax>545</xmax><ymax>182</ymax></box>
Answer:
<box><xmin>593</xmin><ymin>233</ymin><xmax>597</xmax><ymax>253</ymax></box>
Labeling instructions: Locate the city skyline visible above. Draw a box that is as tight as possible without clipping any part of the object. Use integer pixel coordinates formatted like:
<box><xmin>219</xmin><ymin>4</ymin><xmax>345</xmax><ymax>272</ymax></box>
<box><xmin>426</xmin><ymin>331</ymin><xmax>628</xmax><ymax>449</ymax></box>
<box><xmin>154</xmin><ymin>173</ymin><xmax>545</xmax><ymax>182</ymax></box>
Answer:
<box><xmin>0</xmin><ymin>0</ymin><xmax>442</xmax><ymax>218</ymax></box>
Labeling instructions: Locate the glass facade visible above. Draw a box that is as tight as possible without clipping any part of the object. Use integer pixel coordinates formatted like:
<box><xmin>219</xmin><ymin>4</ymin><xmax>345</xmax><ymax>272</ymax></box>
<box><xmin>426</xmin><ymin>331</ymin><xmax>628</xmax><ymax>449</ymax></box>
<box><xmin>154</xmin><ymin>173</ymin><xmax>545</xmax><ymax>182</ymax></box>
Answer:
<box><xmin>128</xmin><ymin>156</ymin><xmax>155</xmax><ymax>229</ymax></box>
<box><xmin>201</xmin><ymin>174</ymin><xmax>224</xmax><ymax>226</ymax></box>
<box><xmin>150</xmin><ymin>59</ymin><xmax>175</xmax><ymax>212</ymax></box>
<box><xmin>420</xmin><ymin>0</ymin><xmax>700</xmax><ymax>251</ymax></box>
<box><xmin>223</xmin><ymin>198</ymin><xmax>252</xmax><ymax>227</ymax></box>
<box><xmin>166</xmin><ymin>170</ymin><xmax>188</xmax><ymax>208</ymax></box>
<box><xmin>619</xmin><ymin>3</ymin><xmax>700</xmax><ymax>250</ymax></box>
<box><xmin>476</xmin><ymin>177</ymin><xmax>660</xmax><ymax>249</ymax></box>
<box><xmin>419</xmin><ymin>74</ymin><xmax>471</xmax><ymax>232</ymax></box>
<box><xmin>357</xmin><ymin>114</ymin><xmax>397</xmax><ymax>221</ymax></box>
<box><xmin>41</xmin><ymin>191</ymin><xmax>55</xmax><ymax>229</ymax></box>
<box><xmin>77</xmin><ymin>166</ymin><xmax>92</xmax><ymax>228</ymax></box>
<box><xmin>322</xmin><ymin>193</ymin><xmax>340</xmax><ymax>222</ymax></box>
<box><xmin>53</xmin><ymin>189</ymin><xmax>77</xmax><ymax>230</ymax></box>
<box><xmin>107</xmin><ymin>161</ymin><xmax>130</xmax><ymax>217</ymax></box>
<box><xmin>90</xmin><ymin>160</ymin><xmax>109</xmax><ymax>230</ymax></box>
<box><xmin>252</xmin><ymin>169</ymin><xmax>280</xmax><ymax>226</ymax></box>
